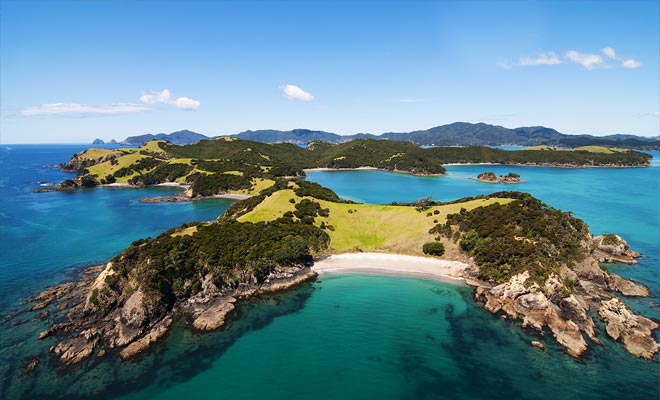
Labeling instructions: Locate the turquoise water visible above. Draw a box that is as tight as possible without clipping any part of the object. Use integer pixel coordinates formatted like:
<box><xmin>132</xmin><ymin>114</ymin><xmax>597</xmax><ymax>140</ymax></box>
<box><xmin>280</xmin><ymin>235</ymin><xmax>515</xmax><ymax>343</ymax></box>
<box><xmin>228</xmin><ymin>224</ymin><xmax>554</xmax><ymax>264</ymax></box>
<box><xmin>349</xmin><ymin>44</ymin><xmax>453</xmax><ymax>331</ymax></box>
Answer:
<box><xmin>1</xmin><ymin>146</ymin><xmax>658</xmax><ymax>399</ymax></box>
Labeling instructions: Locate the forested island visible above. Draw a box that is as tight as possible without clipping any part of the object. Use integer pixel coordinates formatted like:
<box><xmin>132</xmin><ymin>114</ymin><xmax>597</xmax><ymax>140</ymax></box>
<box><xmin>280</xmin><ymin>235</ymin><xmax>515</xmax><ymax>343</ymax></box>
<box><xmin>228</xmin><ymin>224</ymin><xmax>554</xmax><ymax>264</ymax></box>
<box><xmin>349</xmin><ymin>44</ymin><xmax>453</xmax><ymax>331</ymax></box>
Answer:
<box><xmin>472</xmin><ymin>172</ymin><xmax>521</xmax><ymax>184</ymax></box>
<box><xmin>49</xmin><ymin>138</ymin><xmax>651</xmax><ymax>196</ymax></box>
<box><xmin>16</xmin><ymin>139</ymin><xmax>658</xmax><ymax>373</ymax></box>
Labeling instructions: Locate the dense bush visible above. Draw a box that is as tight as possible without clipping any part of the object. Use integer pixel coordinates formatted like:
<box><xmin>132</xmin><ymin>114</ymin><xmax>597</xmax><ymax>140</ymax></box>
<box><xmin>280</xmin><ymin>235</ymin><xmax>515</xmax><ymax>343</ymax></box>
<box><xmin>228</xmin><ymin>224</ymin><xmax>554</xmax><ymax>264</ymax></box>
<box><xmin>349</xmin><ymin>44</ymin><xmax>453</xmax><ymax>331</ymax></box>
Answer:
<box><xmin>422</xmin><ymin>242</ymin><xmax>445</xmax><ymax>256</ymax></box>
<box><xmin>444</xmin><ymin>196</ymin><xmax>588</xmax><ymax>284</ymax></box>
<box><xmin>111</xmin><ymin>219</ymin><xmax>329</xmax><ymax>310</ymax></box>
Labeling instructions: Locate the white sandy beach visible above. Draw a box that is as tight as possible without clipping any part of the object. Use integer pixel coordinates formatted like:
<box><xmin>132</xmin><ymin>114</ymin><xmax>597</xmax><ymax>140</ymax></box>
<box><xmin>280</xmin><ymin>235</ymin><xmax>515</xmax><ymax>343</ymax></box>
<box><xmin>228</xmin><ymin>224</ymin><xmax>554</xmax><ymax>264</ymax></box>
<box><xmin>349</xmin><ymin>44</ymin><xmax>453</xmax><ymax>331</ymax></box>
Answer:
<box><xmin>312</xmin><ymin>253</ymin><xmax>470</xmax><ymax>283</ymax></box>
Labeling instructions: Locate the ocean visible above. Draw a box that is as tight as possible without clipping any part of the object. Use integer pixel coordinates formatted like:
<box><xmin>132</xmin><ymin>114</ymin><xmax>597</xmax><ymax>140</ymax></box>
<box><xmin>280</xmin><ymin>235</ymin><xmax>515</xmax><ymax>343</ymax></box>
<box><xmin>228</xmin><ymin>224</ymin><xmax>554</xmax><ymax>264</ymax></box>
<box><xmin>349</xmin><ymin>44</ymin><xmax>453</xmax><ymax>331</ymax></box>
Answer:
<box><xmin>0</xmin><ymin>145</ymin><xmax>658</xmax><ymax>399</ymax></box>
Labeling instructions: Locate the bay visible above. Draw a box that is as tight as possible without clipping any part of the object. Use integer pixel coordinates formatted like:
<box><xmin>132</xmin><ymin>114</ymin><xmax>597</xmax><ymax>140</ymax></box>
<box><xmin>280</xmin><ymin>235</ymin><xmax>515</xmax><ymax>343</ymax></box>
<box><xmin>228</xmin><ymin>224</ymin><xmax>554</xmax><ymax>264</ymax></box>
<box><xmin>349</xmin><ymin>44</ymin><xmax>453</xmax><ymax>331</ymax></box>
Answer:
<box><xmin>1</xmin><ymin>145</ymin><xmax>658</xmax><ymax>399</ymax></box>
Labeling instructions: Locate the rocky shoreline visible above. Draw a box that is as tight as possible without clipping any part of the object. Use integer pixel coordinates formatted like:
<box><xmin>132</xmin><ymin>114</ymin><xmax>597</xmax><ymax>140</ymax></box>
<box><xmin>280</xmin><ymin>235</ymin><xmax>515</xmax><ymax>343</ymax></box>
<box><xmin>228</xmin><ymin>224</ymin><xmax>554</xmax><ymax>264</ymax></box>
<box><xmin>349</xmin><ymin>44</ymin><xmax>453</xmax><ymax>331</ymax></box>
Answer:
<box><xmin>10</xmin><ymin>231</ymin><xmax>658</xmax><ymax>373</ymax></box>
<box><xmin>468</xmin><ymin>234</ymin><xmax>658</xmax><ymax>359</ymax></box>
<box><xmin>21</xmin><ymin>263</ymin><xmax>317</xmax><ymax>368</ymax></box>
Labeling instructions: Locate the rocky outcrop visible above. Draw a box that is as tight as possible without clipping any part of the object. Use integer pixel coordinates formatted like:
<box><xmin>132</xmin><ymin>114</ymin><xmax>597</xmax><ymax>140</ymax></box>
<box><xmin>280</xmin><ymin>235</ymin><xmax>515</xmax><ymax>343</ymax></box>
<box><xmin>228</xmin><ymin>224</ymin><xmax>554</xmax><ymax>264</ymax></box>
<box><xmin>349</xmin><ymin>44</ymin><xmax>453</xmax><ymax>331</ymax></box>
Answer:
<box><xmin>119</xmin><ymin>317</ymin><xmax>173</xmax><ymax>360</ymax></box>
<box><xmin>192</xmin><ymin>297</ymin><xmax>236</xmax><ymax>331</ymax></box>
<box><xmin>26</xmin><ymin>261</ymin><xmax>318</xmax><ymax>368</ymax></box>
<box><xmin>598</xmin><ymin>298</ymin><xmax>660</xmax><ymax>359</ymax></box>
<box><xmin>475</xmin><ymin>272</ymin><xmax>588</xmax><ymax>358</ymax></box>
<box><xmin>469</xmin><ymin>242</ymin><xmax>658</xmax><ymax>360</ymax></box>
<box><xmin>593</xmin><ymin>234</ymin><xmax>641</xmax><ymax>264</ymax></box>
<box><xmin>472</xmin><ymin>172</ymin><xmax>522</xmax><ymax>184</ymax></box>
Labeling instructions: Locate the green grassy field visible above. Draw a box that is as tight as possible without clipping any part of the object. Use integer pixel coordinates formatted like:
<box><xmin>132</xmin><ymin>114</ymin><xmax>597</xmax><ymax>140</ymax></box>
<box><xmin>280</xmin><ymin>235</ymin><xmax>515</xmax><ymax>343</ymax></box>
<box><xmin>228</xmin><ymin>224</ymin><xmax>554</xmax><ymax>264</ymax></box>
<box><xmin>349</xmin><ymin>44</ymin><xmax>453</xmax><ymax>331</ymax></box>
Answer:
<box><xmin>238</xmin><ymin>188</ymin><xmax>513</xmax><ymax>255</ymax></box>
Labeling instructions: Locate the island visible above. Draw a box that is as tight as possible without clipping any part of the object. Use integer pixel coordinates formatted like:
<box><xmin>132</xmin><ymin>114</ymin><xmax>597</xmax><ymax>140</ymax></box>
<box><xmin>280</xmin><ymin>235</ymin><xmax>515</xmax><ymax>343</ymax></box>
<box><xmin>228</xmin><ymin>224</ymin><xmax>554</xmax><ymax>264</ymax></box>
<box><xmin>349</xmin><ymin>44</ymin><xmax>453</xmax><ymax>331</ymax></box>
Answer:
<box><xmin>472</xmin><ymin>171</ymin><xmax>521</xmax><ymax>184</ymax></box>
<box><xmin>46</xmin><ymin>139</ymin><xmax>651</xmax><ymax>196</ymax></box>
<box><xmin>17</xmin><ymin>139</ymin><xmax>658</xmax><ymax>371</ymax></box>
<box><xmin>19</xmin><ymin>177</ymin><xmax>659</xmax><ymax>369</ymax></box>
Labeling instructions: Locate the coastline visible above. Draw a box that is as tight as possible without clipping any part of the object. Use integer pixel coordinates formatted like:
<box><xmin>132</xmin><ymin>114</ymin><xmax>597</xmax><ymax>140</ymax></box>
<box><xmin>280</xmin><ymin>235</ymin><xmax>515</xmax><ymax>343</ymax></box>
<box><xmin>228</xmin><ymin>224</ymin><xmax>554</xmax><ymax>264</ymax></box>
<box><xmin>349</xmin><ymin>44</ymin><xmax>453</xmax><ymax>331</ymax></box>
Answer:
<box><xmin>312</xmin><ymin>253</ymin><xmax>469</xmax><ymax>283</ymax></box>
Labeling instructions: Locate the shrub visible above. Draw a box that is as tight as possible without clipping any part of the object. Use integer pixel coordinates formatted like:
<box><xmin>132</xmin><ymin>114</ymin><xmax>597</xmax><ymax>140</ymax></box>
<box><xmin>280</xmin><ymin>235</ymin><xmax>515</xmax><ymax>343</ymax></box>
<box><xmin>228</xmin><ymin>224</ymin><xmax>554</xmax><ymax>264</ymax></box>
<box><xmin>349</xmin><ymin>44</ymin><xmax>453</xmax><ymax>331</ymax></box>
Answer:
<box><xmin>422</xmin><ymin>242</ymin><xmax>445</xmax><ymax>256</ymax></box>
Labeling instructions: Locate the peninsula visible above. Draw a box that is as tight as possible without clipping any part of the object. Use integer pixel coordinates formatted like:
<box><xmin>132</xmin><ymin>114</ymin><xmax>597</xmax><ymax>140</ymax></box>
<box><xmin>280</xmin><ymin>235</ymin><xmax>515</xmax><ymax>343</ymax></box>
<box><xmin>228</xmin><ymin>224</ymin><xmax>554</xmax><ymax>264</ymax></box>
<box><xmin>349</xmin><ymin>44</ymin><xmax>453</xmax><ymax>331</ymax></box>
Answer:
<box><xmin>21</xmin><ymin>177</ymin><xmax>659</xmax><ymax>368</ymax></box>
<box><xmin>16</xmin><ymin>139</ymin><xmax>658</xmax><ymax>371</ymax></box>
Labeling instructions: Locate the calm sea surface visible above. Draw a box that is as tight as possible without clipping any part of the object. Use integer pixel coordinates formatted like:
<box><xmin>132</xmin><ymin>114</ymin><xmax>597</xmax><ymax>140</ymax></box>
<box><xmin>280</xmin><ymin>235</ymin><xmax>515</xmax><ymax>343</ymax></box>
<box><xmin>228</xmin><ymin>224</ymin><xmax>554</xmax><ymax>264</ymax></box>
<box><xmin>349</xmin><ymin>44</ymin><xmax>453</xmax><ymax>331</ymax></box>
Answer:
<box><xmin>0</xmin><ymin>145</ymin><xmax>658</xmax><ymax>399</ymax></box>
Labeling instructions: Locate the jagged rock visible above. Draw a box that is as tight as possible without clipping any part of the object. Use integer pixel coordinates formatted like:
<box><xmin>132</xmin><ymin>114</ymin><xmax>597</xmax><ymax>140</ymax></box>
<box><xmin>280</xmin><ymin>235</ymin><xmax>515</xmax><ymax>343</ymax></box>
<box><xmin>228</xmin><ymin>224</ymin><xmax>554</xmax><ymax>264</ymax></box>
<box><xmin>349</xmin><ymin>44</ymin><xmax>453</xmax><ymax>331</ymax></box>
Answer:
<box><xmin>119</xmin><ymin>317</ymin><xmax>172</xmax><ymax>360</ymax></box>
<box><xmin>121</xmin><ymin>289</ymin><xmax>147</xmax><ymax>328</ymax></box>
<box><xmin>23</xmin><ymin>357</ymin><xmax>39</xmax><ymax>374</ymax></box>
<box><xmin>531</xmin><ymin>341</ymin><xmax>545</xmax><ymax>350</ymax></box>
<box><xmin>476</xmin><ymin>271</ymin><xmax>589</xmax><ymax>358</ymax></box>
<box><xmin>607</xmin><ymin>274</ymin><xmax>650</xmax><ymax>297</ymax></box>
<box><xmin>259</xmin><ymin>268</ymin><xmax>317</xmax><ymax>293</ymax></box>
<box><xmin>593</xmin><ymin>234</ymin><xmax>641</xmax><ymax>264</ymax></box>
<box><xmin>29</xmin><ymin>300</ymin><xmax>51</xmax><ymax>311</ymax></box>
<box><xmin>52</xmin><ymin>336</ymin><xmax>99</xmax><ymax>366</ymax></box>
<box><xmin>192</xmin><ymin>297</ymin><xmax>236</xmax><ymax>331</ymax></box>
<box><xmin>598</xmin><ymin>298</ymin><xmax>659</xmax><ymax>360</ymax></box>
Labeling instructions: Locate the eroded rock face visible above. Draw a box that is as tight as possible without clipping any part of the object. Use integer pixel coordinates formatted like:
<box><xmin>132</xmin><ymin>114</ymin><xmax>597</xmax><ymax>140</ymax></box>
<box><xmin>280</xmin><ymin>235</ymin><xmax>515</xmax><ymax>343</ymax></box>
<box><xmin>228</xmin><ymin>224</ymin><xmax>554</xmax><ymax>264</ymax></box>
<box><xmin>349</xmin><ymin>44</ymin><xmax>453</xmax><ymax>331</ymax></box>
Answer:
<box><xmin>476</xmin><ymin>272</ymin><xmax>588</xmax><ymax>358</ymax></box>
<box><xmin>192</xmin><ymin>297</ymin><xmax>236</xmax><ymax>332</ymax></box>
<box><xmin>471</xmin><ymin>255</ymin><xmax>658</xmax><ymax>360</ymax></box>
<box><xmin>30</xmin><ymin>262</ymin><xmax>319</xmax><ymax>368</ymax></box>
<box><xmin>593</xmin><ymin>234</ymin><xmax>641</xmax><ymax>264</ymax></box>
<box><xmin>119</xmin><ymin>317</ymin><xmax>173</xmax><ymax>360</ymax></box>
<box><xmin>598</xmin><ymin>298</ymin><xmax>660</xmax><ymax>360</ymax></box>
<box><xmin>121</xmin><ymin>289</ymin><xmax>147</xmax><ymax>328</ymax></box>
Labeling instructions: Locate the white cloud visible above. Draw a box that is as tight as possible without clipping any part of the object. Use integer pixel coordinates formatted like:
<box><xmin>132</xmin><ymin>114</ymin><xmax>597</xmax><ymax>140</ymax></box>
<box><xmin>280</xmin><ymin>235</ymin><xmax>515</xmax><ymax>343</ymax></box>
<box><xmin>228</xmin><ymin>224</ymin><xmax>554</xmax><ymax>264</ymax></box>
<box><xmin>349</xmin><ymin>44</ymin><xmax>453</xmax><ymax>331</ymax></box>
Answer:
<box><xmin>621</xmin><ymin>58</ymin><xmax>642</xmax><ymax>69</ymax></box>
<box><xmin>171</xmin><ymin>97</ymin><xmax>201</xmax><ymax>110</ymax></box>
<box><xmin>20</xmin><ymin>103</ymin><xmax>151</xmax><ymax>117</ymax></box>
<box><xmin>565</xmin><ymin>50</ymin><xmax>606</xmax><ymax>70</ymax></box>
<box><xmin>654</xmin><ymin>111</ymin><xmax>660</xmax><ymax>117</ymax></box>
<box><xmin>602</xmin><ymin>47</ymin><xmax>617</xmax><ymax>59</ymax></box>
<box><xmin>518</xmin><ymin>51</ymin><xmax>562</xmax><ymax>66</ymax></box>
<box><xmin>139</xmin><ymin>89</ymin><xmax>201</xmax><ymax>110</ymax></box>
<box><xmin>281</xmin><ymin>84</ymin><xmax>314</xmax><ymax>102</ymax></box>
<box><xmin>498</xmin><ymin>51</ymin><xmax>562</xmax><ymax>69</ymax></box>
<box><xmin>139</xmin><ymin>89</ymin><xmax>172</xmax><ymax>104</ymax></box>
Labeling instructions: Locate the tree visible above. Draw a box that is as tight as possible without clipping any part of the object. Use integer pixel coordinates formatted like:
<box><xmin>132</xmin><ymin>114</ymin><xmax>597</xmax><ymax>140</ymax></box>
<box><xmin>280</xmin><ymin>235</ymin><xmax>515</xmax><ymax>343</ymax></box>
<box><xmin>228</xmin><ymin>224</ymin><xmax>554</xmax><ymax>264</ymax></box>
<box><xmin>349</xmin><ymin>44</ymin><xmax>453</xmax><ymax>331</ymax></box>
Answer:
<box><xmin>422</xmin><ymin>242</ymin><xmax>445</xmax><ymax>256</ymax></box>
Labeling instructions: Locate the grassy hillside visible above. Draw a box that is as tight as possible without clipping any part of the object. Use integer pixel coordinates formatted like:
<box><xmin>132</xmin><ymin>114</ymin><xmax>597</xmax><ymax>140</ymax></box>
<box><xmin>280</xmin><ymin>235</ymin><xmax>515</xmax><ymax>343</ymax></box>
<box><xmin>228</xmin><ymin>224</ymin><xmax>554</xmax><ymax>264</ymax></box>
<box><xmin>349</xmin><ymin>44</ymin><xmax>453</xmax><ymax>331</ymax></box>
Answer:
<box><xmin>238</xmin><ymin>184</ymin><xmax>513</xmax><ymax>255</ymax></box>
<box><xmin>60</xmin><ymin>138</ymin><xmax>652</xmax><ymax>194</ymax></box>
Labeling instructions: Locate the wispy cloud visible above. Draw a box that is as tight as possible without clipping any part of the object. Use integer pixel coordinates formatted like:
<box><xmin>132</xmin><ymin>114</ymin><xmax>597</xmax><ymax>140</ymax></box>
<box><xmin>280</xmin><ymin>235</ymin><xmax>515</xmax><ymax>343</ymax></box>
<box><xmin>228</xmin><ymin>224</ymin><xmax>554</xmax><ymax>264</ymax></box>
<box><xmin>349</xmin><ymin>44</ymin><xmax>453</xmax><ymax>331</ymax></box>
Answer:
<box><xmin>602</xmin><ymin>47</ymin><xmax>617</xmax><ymax>59</ymax></box>
<box><xmin>399</xmin><ymin>97</ymin><xmax>425</xmax><ymax>103</ymax></box>
<box><xmin>601</xmin><ymin>47</ymin><xmax>642</xmax><ymax>69</ymax></box>
<box><xmin>518</xmin><ymin>51</ymin><xmax>562</xmax><ymax>67</ymax></box>
<box><xmin>621</xmin><ymin>59</ymin><xmax>642</xmax><ymax>69</ymax></box>
<box><xmin>565</xmin><ymin>50</ymin><xmax>606</xmax><ymax>70</ymax></box>
<box><xmin>498</xmin><ymin>51</ymin><xmax>562</xmax><ymax>69</ymax></box>
<box><xmin>139</xmin><ymin>89</ymin><xmax>201</xmax><ymax>110</ymax></box>
<box><xmin>500</xmin><ymin>47</ymin><xmax>641</xmax><ymax>71</ymax></box>
<box><xmin>281</xmin><ymin>84</ymin><xmax>314</xmax><ymax>102</ymax></box>
<box><xmin>20</xmin><ymin>103</ymin><xmax>151</xmax><ymax>117</ymax></box>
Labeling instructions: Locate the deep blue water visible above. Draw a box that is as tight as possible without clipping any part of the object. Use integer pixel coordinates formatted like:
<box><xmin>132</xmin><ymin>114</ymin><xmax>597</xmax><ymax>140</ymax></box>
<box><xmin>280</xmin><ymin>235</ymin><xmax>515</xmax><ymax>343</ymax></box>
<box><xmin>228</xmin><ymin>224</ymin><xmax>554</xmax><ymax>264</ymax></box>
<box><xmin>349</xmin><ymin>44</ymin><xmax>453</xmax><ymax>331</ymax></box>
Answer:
<box><xmin>0</xmin><ymin>144</ymin><xmax>234</xmax><ymax>308</ymax></box>
<box><xmin>0</xmin><ymin>145</ymin><xmax>658</xmax><ymax>399</ymax></box>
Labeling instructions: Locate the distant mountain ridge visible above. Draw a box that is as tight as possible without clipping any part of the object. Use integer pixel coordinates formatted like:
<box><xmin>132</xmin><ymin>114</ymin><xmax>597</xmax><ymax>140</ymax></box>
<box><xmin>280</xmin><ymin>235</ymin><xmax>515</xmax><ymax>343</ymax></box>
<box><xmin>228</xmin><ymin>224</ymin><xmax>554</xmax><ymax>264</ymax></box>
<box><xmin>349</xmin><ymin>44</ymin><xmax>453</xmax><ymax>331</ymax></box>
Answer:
<box><xmin>121</xmin><ymin>130</ymin><xmax>210</xmax><ymax>146</ymax></box>
<box><xmin>114</xmin><ymin>123</ymin><xmax>659</xmax><ymax>149</ymax></box>
<box><xmin>230</xmin><ymin>122</ymin><xmax>659</xmax><ymax>149</ymax></box>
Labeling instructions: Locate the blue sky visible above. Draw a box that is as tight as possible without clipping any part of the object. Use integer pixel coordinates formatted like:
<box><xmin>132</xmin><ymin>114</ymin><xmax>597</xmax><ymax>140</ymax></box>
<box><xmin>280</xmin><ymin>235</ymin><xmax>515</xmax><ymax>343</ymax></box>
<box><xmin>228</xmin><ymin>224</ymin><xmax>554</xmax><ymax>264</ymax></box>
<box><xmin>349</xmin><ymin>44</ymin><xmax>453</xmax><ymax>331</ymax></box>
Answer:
<box><xmin>1</xmin><ymin>0</ymin><xmax>658</xmax><ymax>143</ymax></box>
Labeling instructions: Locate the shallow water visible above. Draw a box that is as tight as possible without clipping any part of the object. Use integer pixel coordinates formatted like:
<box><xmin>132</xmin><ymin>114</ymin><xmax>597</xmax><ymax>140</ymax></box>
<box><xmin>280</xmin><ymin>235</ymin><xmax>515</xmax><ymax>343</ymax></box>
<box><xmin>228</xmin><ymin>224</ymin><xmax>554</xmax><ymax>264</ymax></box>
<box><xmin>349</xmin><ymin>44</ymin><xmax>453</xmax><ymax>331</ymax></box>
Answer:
<box><xmin>1</xmin><ymin>145</ymin><xmax>658</xmax><ymax>399</ymax></box>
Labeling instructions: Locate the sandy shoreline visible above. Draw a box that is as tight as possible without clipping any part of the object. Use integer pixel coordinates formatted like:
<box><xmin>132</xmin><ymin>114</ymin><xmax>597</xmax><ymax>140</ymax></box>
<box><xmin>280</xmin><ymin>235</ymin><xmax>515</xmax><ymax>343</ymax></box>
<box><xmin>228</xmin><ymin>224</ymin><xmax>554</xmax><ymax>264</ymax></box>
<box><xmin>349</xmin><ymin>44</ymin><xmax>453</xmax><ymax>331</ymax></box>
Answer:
<box><xmin>312</xmin><ymin>253</ymin><xmax>469</xmax><ymax>283</ymax></box>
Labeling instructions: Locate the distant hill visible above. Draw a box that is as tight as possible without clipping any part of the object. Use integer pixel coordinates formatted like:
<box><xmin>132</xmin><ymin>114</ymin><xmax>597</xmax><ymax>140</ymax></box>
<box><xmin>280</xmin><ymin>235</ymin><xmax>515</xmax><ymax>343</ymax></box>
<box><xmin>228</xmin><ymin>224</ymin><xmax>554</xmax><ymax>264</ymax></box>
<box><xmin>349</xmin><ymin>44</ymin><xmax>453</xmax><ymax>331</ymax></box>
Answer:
<box><xmin>228</xmin><ymin>122</ymin><xmax>659</xmax><ymax>149</ymax></box>
<box><xmin>121</xmin><ymin>130</ymin><xmax>209</xmax><ymax>146</ymax></box>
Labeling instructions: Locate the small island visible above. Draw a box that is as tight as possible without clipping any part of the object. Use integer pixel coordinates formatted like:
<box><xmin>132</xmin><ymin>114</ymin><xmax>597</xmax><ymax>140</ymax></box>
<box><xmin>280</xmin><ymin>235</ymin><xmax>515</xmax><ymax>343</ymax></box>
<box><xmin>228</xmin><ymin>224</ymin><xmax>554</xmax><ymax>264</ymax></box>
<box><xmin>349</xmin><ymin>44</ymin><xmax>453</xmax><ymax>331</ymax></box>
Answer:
<box><xmin>472</xmin><ymin>171</ymin><xmax>522</xmax><ymax>184</ymax></box>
